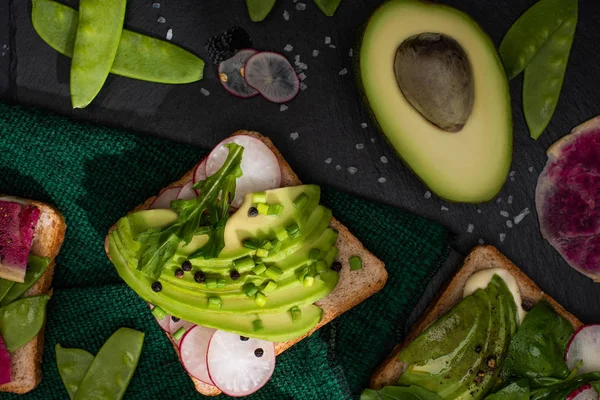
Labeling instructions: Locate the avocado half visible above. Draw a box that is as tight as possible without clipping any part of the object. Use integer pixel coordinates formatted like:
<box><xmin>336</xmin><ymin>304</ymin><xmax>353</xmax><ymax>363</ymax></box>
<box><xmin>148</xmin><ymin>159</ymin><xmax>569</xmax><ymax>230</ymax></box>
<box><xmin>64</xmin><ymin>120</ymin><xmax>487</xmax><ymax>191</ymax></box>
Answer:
<box><xmin>358</xmin><ymin>0</ymin><xmax>512</xmax><ymax>203</ymax></box>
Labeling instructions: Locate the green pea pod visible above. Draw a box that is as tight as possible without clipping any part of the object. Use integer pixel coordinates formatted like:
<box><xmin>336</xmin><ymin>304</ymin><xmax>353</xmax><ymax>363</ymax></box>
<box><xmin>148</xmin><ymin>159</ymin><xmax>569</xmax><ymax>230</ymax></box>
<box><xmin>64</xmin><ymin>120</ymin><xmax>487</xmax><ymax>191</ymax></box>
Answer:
<box><xmin>499</xmin><ymin>0</ymin><xmax>577</xmax><ymax>79</ymax></box>
<box><xmin>31</xmin><ymin>0</ymin><xmax>204</xmax><ymax>84</ymax></box>
<box><xmin>0</xmin><ymin>255</ymin><xmax>50</xmax><ymax>307</ymax></box>
<box><xmin>56</xmin><ymin>344</ymin><xmax>94</xmax><ymax>400</ymax></box>
<box><xmin>75</xmin><ymin>328</ymin><xmax>144</xmax><ymax>400</ymax></box>
<box><xmin>523</xmin><ymin>14</ymin><xmax>577</xmax><ymax>139</ymax></box>
<box><xmin>0</xmin><ymin>295</ymin><xmax>50</xmax><ymax>352</ymax></box>
<box><xmin>246</xmin><ymin>0</ymin><xmax>277</xmax><ymax>22</ymax></box>
<box><xmin>69</xmin><ymin>0</ymin><xmax>127</xmax><ymax>108</ymax></box>
<box><xmin>0</xmin><ymin>280</ymin><xmax>14</xmax><ymax>304</ymax></box>
<box><xmin>313</xmin><ymin>0</ymin><xmax>342</xmax><ymax>16</ymax></box>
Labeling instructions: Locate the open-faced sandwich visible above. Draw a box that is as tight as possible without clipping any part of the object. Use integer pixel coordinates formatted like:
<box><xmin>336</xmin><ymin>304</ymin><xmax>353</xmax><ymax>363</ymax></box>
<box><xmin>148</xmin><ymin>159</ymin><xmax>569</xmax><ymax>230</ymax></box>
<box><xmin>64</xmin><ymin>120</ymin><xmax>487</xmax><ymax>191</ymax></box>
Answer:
<box><xmin>0</xmin><ymin>196</ymin><xmax>66</xmax><ymax>394</ymax></box>
<box><xmin>105</xmin><ymin>131</ymin><xmax>388</xmax><ymax>397</ymax></box>
<box><xmin>366</xmin><ymin>245</ymin><xmax>600</xmax><ymax>400</ymax></box>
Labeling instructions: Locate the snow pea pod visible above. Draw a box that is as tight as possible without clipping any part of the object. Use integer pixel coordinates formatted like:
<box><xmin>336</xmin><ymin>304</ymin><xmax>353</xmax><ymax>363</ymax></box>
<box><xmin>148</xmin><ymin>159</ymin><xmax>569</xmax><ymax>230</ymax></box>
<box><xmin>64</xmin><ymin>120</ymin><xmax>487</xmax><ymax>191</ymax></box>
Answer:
<box><xmin>313</xmin><ymin>0</ymin><xmax>342</xmax><ymax>16</ymax></box>
<box><xmin>31</xmin><ymin>0</ymin><xmax>204</xmax><ymax>84</ymax></box>
<box><xmin>0</xmin><ymin>295</ymin><xmax>49</xmax><ymax>352</ymax></box>
<box><xmin>0</xmin><ymin>280</ymin><xmax>14</xmax><ymax>304</ymax></box>
<box><xmin>0</xmin><ymin>255</ymin><xmax>50</xmax><ymax>307</ymax></box>
<box><xmin>69</xmin><ymin>0</ymin><xmax>126</xmax><ymax>108</ymax></box>
<box><xmin>74</xmin><ymin>328</ymin><xmax>144</xmax><ymax>400</ymax></box>
<box><xmin>56</xmin><ymin>344</ymin><xmax>94</xmax><ymax>400</ymax></box>
<box><xmin>523</xmin><ymin>15</ymin><xmax>577</xmax><ymax>139</ymax></box>
<box><xmin>499</xmin><ymin>0</ymin><xmax>577</xmax><ymax>79</ymax></box>
<box><xmin>246</xmin><ymin>0</ymin><xmax>277</xmax><ymax>22</ymax></box>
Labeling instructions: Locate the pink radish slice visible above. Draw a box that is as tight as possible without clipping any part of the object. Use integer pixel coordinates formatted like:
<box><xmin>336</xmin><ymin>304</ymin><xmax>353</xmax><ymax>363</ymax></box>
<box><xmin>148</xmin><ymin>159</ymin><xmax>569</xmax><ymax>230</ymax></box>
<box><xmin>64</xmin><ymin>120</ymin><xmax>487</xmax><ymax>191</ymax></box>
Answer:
<box><xmin>565</xmin><ymin>324</ymin><xmax>600</xmax><ymax>374</ymax></box>
<box><xmin>177</xmin><ymin>181</ymin><xmax>197</xmax><ymax>200</ymax></box>
<box><xmin>169</xmin><ymin>318</ymin><xmax>196</xmax><ymax>346</ymax></box>
<box><xmin>148</xmin><ymin>304</ymin><xmax>171</xmax><ymax>332</ymax></box>
<box><xmin>566</xmin><ymin>384</ymin><xmax>598</xmax><ymax>400</ymax></box>
<box><xmin>218</xmin><ymin>49</ymin><xmax>260</xmax><ymax>98</ymax></box>
<box><xmin>205</xmin><ymin>135</ymin><xmax>281</xmax><ymax>208</ymax></box>
<box><xmin>243</xmin><ymin>51</ymin><xmax>300</xmax><ymax>103</ymax></box>
<box><xmin>150</xmin><ymin>187</ymin><xmax>181</xmax><ymax>209</ymax></box>
<box><xmin>192</xmin><ymin>159</ymin><xmax>207</xmax><ymax>197</ymax></box>
<box><xmin>179</xmin><ymin>325</ymin><xmax>217</xmax><ymax>385</ymax></box>
<box><xmin>206</xmin><ymin>330</ymin><xmax>275</xmax><ymax>397</ymax></box>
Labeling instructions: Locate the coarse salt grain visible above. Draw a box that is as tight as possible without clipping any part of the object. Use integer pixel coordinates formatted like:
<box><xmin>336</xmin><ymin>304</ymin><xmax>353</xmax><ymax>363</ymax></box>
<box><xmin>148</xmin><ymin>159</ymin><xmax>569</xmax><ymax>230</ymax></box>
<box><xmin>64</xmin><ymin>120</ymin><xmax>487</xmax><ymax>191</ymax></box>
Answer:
<box><xmin>356</xmin><ymin>143</ymin><xmax>364</xmax><ymax>150</ymax></box>
<box><xmin>312</xmin><ymin>50</ymin><xmax>319</xmax><ymax>57</ymax></box>
<box><xmin>335</xmin><ymin>165</ymin><xmax>341</xmax><ymax>171</ymax></box>
<box><xmin>506</xmin><ymin>220</ymin><xmax>513</xmax><ymax>228</ymax></box>
<box><xmin>283</xmin><ymin>10</ymin><xmax>290</xmax><ymax>20</ymax></box>
<box><xmin>200</xmin><ymin>88</ymin><xmax>210</xmax><ymax>96</ymax></box>
<box><xmin>477</xmin><ymin>209</ymin><xmax>482</xmax><ymax>214</ymax></box>
<box><xmin>467</xmin><ymin>224</ymin><xmax>474</xmax><ymax>233</ymax></box>
<box><xmin>508</xmin><ymin>195</ymin><xmax>513</xmax><ymax>204</ymax></box>
<box><xmin>324</xmin><ymin>158</ymin><xmax>332</xmax><ymax>164</ymax></box>
<box><xmin>478</xmin><ymin>239</ymin><xmax>485</xmax><ymax>244</ymax></box>
<box><xmin>284</xmin><ymin>44</ymin><xmax>293</xmax><ymax>52</ymax></box>
<box><xmin>441</xmin><ymin>205</ymin><xmax>449</xmax><ymax>211</ymax></box>
<box><xmin>500</xmin><ymin>210</ymin><xmax>509</xmax><ymax>218</ymax></box>
<box><xmin>152</xmin><ymin>2</ymin><xmax>160</xmax><ymax>8</ymax></box>
<box><xmin>290</xmin><ymin>132</ymin><xmax>299</xmax><ymax>140</ymax></box>
<box><xmin>348</xmin><ymin>167</ymin><xmax>357</xmax><ymax>174</ymax></box>
<box><xmin>296</xmin><ymin>2</ymin><xmax>306</xmax><ymax>10</ymax></box>
<box><xmin>339</xmin><ymin>68</ymin><xmax>348</xmax><ymax>76</ymax></box>
<box><xmin>514</xmin><ymin>208</ymin><xmax>530</xmax><ymax>224</ymax></box>
<box><xmin>280</xmin><ymin>104</ymin><xmax>288</xmax><ymax>112</ymax></box>
<box><xmin>325</xmin><ymin>36</ymin><xmax>331</xmax><ymax>44</ymax></box>
<box><xmin>166</xmin><ymin>29</ymin><xmax>173</xmax><ymax>40</ymax></box>
<box><xmin>424</xmin><ymin>191</ymin><xmax>431</xmax><ymax>199</ymax></box>
<box><xmin>157</xmin><ymin>16</ymin><xmax>166</xmax><ymax>23</ymax></box>
<box><xmin>300</xmin><ymin>82</ymin><xmax>308</xmax><ymax>91</ymax></box>
<box><xmin>528</xmin><ymin>167</ymin><xmax>534</xmax><ymax>172</ymax></box>
<box><xmin>380</xmin><ymin>156</ymin><xmax>388</xmax><ymax>163</ymax></box>
<box><xmin>361</xmin><ymin>122</ymin><xmax>368</xmax><ymax>129</ymax></box>
<box><xmin>349</xmin><ymin>48</ymin><xmax>353</xmax><ymax>57</ymax></box>
<box><xmin>378</xmin><ymin>177</ymin><xmax>387</xmax><ymax>183</ymax></box>
<box><xmin>329</xmin><ymin>44</ymin><xmax>337</xmax><ymax>49</ymax></box>
<box><xmin>298</xmin><ymin>72</ymin><xmax>307</xmax><ymax>81</ymax></box>
<box><xmin>499</xmin><ymin>233</ymin><xmax>506</xmax><ymax>242</ymax></box>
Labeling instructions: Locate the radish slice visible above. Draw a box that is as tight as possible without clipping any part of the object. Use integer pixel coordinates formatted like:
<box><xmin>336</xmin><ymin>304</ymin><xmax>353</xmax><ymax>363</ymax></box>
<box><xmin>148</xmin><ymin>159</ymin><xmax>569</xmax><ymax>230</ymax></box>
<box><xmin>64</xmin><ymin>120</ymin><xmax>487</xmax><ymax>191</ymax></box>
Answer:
<box><xmin>177</xmin><ymin>181</ymin><xmax>197</xmax><ymax>200</ymax></box>
<box><xmin>148</xmin><ymin>304</ymin><xmax>171</xmax><ymax>332</ymax></box>
<box><xmin>219</xmin><ymin>49</ymin><xmax>259</xmax><ymax>98</ymax></box>
<box><xmin>566</xmin><ymin>384</ymin><xmax>598</xmax><ymax>400</ymax></box>
<box><xmin>243</xmin><ymin>51</ymin><xmax>300</xmax><ymax>103</ymax></box>
<box><xmin>179</xmin><ymin>325</ymin><xmax>217</xmax><ymax>385</ymax></box>
<box><xmin>207</xmin><ymin>330</ymin><xmax>275</xmax><ymax>397</ymax></box>
<box><xmin>169</xmin><ymin>317</ymin><xmax>196</xmax><ymax>346</ymax></box>
<box><xmin>193</xmin><ymin>159</ymin><xmax>207</xmax><ymax>185</ymax></box>
<box><xmin>205</xmin><ymin>136</ymin><xmax>281</xmax><ymax>208</ymax></box>
<box><xmin>150</xmin><ymin>187</ymin><xmax>180</xmax><ymax>209</ymax></box>
<box><xmin>565</xmin><ymin>324</ymin><xmax>600</xmax><ymax>374</ymax></box>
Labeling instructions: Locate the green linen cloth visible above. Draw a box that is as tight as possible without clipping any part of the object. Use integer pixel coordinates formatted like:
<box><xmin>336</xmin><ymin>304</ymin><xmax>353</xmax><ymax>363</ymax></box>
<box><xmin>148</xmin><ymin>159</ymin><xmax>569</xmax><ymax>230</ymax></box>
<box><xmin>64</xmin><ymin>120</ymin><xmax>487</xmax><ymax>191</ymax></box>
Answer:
<box><xmin>0</xmin><ymin>103</ymin><xmax>450</xmax><ymax>399</ymax></box>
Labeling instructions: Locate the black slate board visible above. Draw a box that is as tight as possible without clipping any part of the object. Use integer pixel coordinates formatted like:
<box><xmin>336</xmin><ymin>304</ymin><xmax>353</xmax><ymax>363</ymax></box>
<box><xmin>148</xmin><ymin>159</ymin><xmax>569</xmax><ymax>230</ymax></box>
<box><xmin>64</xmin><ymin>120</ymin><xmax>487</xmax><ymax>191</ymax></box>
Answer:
<box><xmin>2</xmin><ymin>0</ymin><xmax>600</xmax><ymax>326</ymax></box>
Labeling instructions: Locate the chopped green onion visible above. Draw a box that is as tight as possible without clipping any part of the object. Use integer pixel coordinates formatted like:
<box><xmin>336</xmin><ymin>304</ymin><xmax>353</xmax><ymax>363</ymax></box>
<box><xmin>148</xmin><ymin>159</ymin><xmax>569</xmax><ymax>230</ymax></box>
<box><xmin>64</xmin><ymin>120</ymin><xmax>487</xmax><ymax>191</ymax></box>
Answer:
<box><xmin>254</xmin><ymin>292</ymin><xmax>267</xmax><ymax>307</ymax></box>
<box><xmin>252</xmin><ymin>192</ymin><xmax>267</xmax><ymax>204</ymax></box>
<box><xmin>217</xmin><ymin>278</ymin><xmax>227</xmax><ymax>288</ymax></box>
<box><xmin>151</xmin><ymin>305</ymin><xmax>167</xmax><ymax>320</ymax></box>
<box><xmin>303</xmin><ymin>275</ymin><xmax>315</xmax><ymax>287</ymax></box>
<box><xmin>275</xmin><ymin>227</ymin><xmax>289</xmax><ymax>241</ymax></box>
<box><xmin>264</xmin><ymin>266</ymin><xmax>283</xmax><ymax>280</ymax></box>
<box><xmin>270</xmin><ymin>240</ymin><xmax>282</xmax><ymax>253</ymax></box>
<box><xmin>324</xmin><ymin>246</ymin><xmax>339</xmax><ymax>266</ymax></box>
<box><xmin>293</xmin><ymin>193</ymin><xmax>309</xmax><ymax>209</ymax></box>
<box><xmin>315</xmin><ymin>261</ymin><xmax>328</xmax><ymax>274</ymax></box>
<box><xmin>296</xmin><ymin>266</ymin><xmax>308</xmax><ymax>283</ymax></box>
<box><xmin>252</xmin><ymin>263</ymin><xmax>267</xmax><ymax>275</ymax></box>
<box><xmin>208</xmin><ymin>296</ymin><xmax>222</xmax><ymax>309</ymax></box>
<box><xmin>257</xmin><ymin>203</ymin><xmax>269</xmax><ymax>215</ymax></box>
<box><xmin>349</xmin><ymin>256</ymin><xmax>363</xmax><ymax>271</ymax></box>
<box><xmin>286</xmin><ymin>223</ymin><xmax>301</xmax><ymax>239</ymax></box>
<box><xmin>243</xmin><ymin>239</ymin><xmax>260</xmax><ymax>249</ymax></box>
<box><xmin>267</xmin><ymin>204</ymin><xmax>284</xmax><ymax>216</ymax></box>
<box><xmin>234</xmin><ymin>256</ymin><xmax>255</xmax><ymax>273</ymax></box>
<box><xmin>173</xmin><ymin>326</ymin><xmax>186</xmax><ymax>341</ymax></box>
<box><xmin>205</xmin><ymin>277</ymin><xmax>217</xmax><ymax>289</ymax></box>
<box><xmin>253</xmin><ymin>319</ymin><xmax>264</xmax><ymax>332</ymax></box>
<box><xmin>261</xmin><ymin>240</ymin><xmax>273</xmax><ymax>250</ymax></box>
<box><xmin>309</xmin><ymin>248</ymin><xmax>321</xmax><ymax>261</ymax></box>
<box><xmin>245</xmin><ymin>283</ymin><xmax>259</xmax><ymax>298</ymax></box>
<box><xmin>256</xmin><ymin>248</ymin><xmax>269</xmax><ymax>258</ymax></box>
<box><xmin>263</xmin><ymin>281</ymin><xmax>278</xmax><ymax>294</ymax></box>
<box><xmin>289</xmin><ymin>306</ymin><xmax>302</xmax><ymax>322</ymax></box>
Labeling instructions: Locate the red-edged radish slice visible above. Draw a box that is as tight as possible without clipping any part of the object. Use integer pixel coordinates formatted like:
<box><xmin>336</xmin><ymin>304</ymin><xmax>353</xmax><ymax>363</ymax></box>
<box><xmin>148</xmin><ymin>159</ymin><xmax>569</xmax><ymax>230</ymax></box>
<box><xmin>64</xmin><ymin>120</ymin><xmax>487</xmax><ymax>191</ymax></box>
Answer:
<box><xmin>205</xmin><ymin>135</ymin><xmax>281</xmax><ymax>208</ymax></box>
<box><xmin>243</xmin><ymin>51</ymin><xmax>300</xmax><ymax>103</ymax></box>
<box><xmin>565</xmin><ymin>324</ymin><xmax>600</xmax><ymax>374</ymax></box>
<box><xmin>218</xmin><ymin>49</ymin><xmax>260</xmax><ymax>98</ymax></box>
<box><xmin>206</xmin><ymin>330</ymin><xmax>275</xmax><ymax>397</ymax></box>
<box><xmin>148</xmin><ymin>304</ymin><xmax>171</xmax><ymax>332</ymax></box>
<box><xmin>566</xmin><ymin>384</ymin><xmax>598</xmax><ymax>400</ymax></box>
<box><xmin>193</xmin><ymin>159</ymin><xmax>207</xmax><ymax>185</ymax></box>
<box><xmin>169</xmin><ymin>318</ymin><xmax>196</xmax><ymax>346</ymax></box>
<box><xmin>179</xmin><ymin>325</ymin><xmax>217</xmax><ymax>385</ymax></box>
<box><xmin>150</xmin><ymin>187</ymin><xmax>180</xmax><ymax>209</ymax></box>
<box><xmin>177</xmin><ymin>181</ymin><xmax>197</xmax><ymax>200</ymax></box>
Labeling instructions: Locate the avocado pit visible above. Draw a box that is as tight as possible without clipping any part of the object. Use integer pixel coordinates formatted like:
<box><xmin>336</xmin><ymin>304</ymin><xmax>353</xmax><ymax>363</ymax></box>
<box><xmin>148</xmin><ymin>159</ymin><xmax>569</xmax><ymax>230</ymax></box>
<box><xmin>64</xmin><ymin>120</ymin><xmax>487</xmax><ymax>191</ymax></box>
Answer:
<box><xmin>394</xmin><ymin>33</ymin><xmax>474</xmax><ymax>132</ymax></box>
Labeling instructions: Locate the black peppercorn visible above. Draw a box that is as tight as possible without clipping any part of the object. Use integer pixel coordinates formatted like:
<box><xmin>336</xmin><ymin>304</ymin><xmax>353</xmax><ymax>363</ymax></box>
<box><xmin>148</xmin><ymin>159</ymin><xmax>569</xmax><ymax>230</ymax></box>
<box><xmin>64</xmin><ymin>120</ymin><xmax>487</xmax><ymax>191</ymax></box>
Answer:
<box><xmin>194</xmin><ymin>271</ymin><xmax>206</xmax><ymax>283</ymax></box>
<box><xmin>175</xmin><ymin>269</ymin><xmax>184</xmax><ymax>278</ymax></box>
<box><xmin>254</xmin><ymin>348</ymin><xmax>264</xmax><ymax>358</ymax></box>
<box><xmin>151</xmin><ymin>281</ymin><xmax>162</xmax><ymax>292</ymax></box>
<box><xmin>240</xmin><ymin>336</ymin><xmax>249</xmax><ymax>341</ymax></box>
<box><xmin>474</xmin><ymin>344</ymin><xmax>482</xmax><ymax>353</ymax></box>
<box><xmin>330</xmin><ymin>261</ymin><xmax>342</xmax><ymax>272</ymax></box>
<box><xmin>248</xmin><ymin>207</ymin><xmax>259</xmax><ymax>217</ymax></box>
<box><xmin>182</xmin><ymin>260</ymin><xmax>192</xmax><ymax>271</ymax></box>
<box><xmin>230</xmin><ymin>270</ymin><xmax>241</xmax><ymax>280</ymax></box>
<box><xmin>171</xmin><ymin>316</ymin><xmax>180</xmax><ymax>323</ymax></box>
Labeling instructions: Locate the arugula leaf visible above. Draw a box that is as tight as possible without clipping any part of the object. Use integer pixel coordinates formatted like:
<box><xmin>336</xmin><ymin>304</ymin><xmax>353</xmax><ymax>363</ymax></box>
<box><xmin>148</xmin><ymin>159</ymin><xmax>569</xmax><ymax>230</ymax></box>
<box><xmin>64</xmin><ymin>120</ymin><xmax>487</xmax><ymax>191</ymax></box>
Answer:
<box><xmin>485</xmin><ymin>379</ymin><xmax>530</xmax><ymax>400</ymax></box>
<box><xmin>136</xmin><ymin>143</ymin><xmax>243</xmax><ymax>279</ymax></box>
<box><xmin>360</xmin><ymin>386</ymin><xmax>443</xmax><ymax>400</ymax></box>
<box><xmin>530</xmin><ymin>372</ymin><xmax>600</xmax><ymax>400</ymax></box>
<box><xmin>501</xmin><ymin>300</ymin><xmax>574</xmax><ymax>383</ymax></box>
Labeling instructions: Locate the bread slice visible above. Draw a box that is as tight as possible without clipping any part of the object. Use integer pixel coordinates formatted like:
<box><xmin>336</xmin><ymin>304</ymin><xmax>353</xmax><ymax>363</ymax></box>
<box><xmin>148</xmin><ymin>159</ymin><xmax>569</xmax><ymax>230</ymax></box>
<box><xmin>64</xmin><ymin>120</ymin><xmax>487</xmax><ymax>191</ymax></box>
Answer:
<box><xmin>0</xmin><ymin>197</ymin><xmax>66</xmax><ymax>394</ymax></box>
<box><xmin>104</xmin><ymin>130</ymin><xmax>388</xmax><ymax>396</ymax></box>
<box><xmin>370</xmin><ymin>245</ymin><xmax>583</xmax><ymax>389</ymax></box>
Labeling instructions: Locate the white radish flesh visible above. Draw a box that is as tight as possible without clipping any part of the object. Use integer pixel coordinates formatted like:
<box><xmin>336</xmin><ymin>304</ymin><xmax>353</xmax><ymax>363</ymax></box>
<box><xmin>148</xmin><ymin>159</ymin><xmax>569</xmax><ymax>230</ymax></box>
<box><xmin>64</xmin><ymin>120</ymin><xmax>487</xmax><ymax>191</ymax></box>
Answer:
<box><xmin>566</xmin><ymin>384</ymin><xmax>599</xmax><ymax>400</ymax></box>
<box><xmin>177</xmin><ymin>181</ymin><xmax>197</xmax><ymax>200</ymax></box>
<box><xmin>565</xmin><ymin>324</ymin><xmax>600</xmax><ymax>374</ymax></box>
<box><xmin>207</xmin><ymin>330</ymin><xmax>275</xmax><ymax>397</ymax></box>
<box><xmin>150</xmin><ymin>187</ymin><xmax>180</xmax><ymax>209</ymax></box>
<box><xmin>168</xmin><ymin>318</ymin><xmax>195</xmax><ymax>346</ymax></box>
<box><xmin>193</xmin><ymin>159</ymin><xmax>207</xmax><ymax>186</ymax></box>
<box><xmin>205</xmin><ymin>135</ymin><xmax>281</xmax><ymax>208</ymax></box>
<box><xmin>179</xmin><ymin>325</ymin><xmax>217</xmax><ymax>385</ymax></box>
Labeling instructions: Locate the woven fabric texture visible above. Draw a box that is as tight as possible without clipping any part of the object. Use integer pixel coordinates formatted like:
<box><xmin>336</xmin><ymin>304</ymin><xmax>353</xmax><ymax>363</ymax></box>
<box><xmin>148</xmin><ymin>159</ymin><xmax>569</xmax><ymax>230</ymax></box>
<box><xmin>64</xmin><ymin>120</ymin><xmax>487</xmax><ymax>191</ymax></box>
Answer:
<box><xmin>0</xmin><ymin>103</ymin><xmax>450</xmax><ymax>400</ymax></box>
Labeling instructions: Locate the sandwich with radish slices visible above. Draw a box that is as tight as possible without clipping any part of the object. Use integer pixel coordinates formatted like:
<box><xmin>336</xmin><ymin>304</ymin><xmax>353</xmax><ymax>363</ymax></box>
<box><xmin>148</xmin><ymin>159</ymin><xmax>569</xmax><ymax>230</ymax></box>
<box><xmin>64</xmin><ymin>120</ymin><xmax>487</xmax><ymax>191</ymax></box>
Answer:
<box><xmin>0</xmin><ymin>196</ymin><xmax>66</xmax><ymax>394</ymax></box>
<box><xmin>105</xmin><ymin>131</ymin><xmax>388</xmax><ymax>397</ymax></box>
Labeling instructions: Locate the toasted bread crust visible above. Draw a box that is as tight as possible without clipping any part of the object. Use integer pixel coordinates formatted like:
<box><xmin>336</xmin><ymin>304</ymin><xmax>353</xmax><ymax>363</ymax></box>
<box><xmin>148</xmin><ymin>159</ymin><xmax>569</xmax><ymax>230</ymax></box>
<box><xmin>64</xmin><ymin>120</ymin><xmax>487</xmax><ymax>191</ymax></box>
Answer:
<box><xmin>0</xmin><ymin>198</ymin><xmax>66</xmax><ymax>394</ymax></box>
<box><xmin>370</xmin><ymin>245</ymin><xmax>583</xmax><ymax>389</ymax></box>
<box><xmin>104</xmin><ymin>131</ymin><xmax>388</xmax><ymax>396</ymax></box>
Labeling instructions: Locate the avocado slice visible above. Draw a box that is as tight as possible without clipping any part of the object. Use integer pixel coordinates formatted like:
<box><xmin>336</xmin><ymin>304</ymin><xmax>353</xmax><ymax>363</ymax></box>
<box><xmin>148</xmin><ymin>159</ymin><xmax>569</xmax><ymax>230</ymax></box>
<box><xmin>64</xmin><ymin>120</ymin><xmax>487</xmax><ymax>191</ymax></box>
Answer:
<box><xmin>358</xmin><ymin>0</ymin><xmax>512</xmax><ymax>203</ymax></box>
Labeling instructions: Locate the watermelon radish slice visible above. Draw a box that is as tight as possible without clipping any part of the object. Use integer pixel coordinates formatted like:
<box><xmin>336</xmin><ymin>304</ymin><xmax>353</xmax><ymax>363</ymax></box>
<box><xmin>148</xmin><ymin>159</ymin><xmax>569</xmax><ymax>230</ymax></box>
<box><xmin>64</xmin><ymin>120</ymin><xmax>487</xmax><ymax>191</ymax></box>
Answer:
<box><xmin>0</xmin><ymin>201</ymin><xmax>39</xmax><ymax>283</ymax></box>
<box><xmin>536</xmin><ymin>116</ymin><xmax>600</xmax><ymax>281</ymax></box>
<box><xmin>205</xmin><ymin>135</ymin><xmax>281</xmax><ymax>208</ymax></box>
<box><xmin>148</xmin><ymin>304</ymin><xmax>170</xmax><ymax>332</ymax></box>
<box><xmin>566</xmin><ymin>384</ymin><xmax>598</xmax><ymax>400</ymax></box>
<box><xmin>565</xmin><ymin>324</ymin><xmax>600</xmax><ymax>374</ymax></box>
<box><xmin>193</xmin><ymin>159</ymin><xmax>207</xmax><ymax>187</ymax></box>
<box><xmin>177</xmin><ymin>181</ymin><xmax>197</xmax><ymax>201</ymax></box>
<box><xmin>150</xmin><ymin>187</ymin><xmax>181</xmax><ymax>210</ymax></box>
<box><xmin>0</xmin><ymin>335</ymin><xmax>11</xmax><ymax>385</ymax></box>
<box><xmin>243</xmin><ymin>52</ymin><xmax>300</xmax><ymax>103</ymax></box>
<box><xmin>206</xmin><ymin>330</ymin><xmax>275</xmax><ymax>397</ymax></box>
<box><xmin>169</xmin><ymin>317</ymin><xmax>195</xmax><ymax>346</ymax></box>
<box><xmin>179</xmin><ymin>325</ymin><xmax>216</xmax><ymax>385</ymax></box>
<box><xmin>219</xmin><ymin>49</ymin><xmax>259</xmax><ymax>98</ymax></box>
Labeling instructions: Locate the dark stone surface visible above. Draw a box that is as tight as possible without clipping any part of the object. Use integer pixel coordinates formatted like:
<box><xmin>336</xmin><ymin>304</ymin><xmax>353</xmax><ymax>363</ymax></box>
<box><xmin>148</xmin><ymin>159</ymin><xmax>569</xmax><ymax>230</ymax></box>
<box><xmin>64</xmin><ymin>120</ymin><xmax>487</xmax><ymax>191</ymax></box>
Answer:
<box><xmin>1</xmin><ymin>0</ymin><xmax>600</xmax><ymax>327</ymax></box>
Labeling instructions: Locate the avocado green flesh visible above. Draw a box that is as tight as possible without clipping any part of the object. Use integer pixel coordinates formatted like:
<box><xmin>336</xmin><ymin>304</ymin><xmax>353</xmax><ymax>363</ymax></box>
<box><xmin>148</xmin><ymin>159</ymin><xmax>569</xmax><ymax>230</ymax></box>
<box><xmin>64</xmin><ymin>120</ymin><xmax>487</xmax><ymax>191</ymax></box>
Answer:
<box><xmin>359</xmin><ymin>0</ymin><xmax>512</xmax><ymax>203</ymax></box>
<box><xmin>398</xmin><ymin>275</ymin><xmax>515</xmax><ymax>399</ymax></box>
